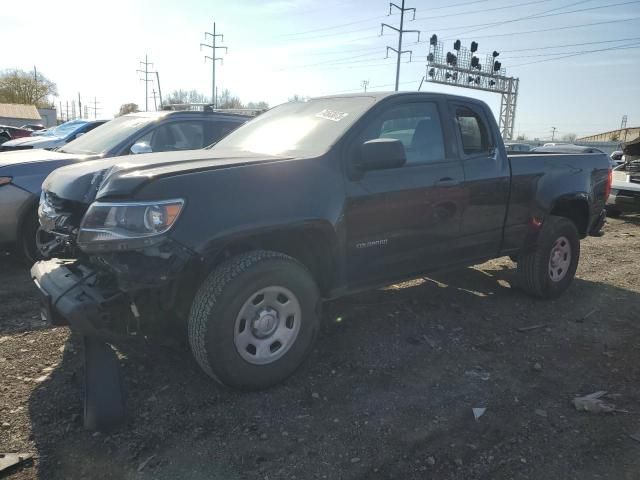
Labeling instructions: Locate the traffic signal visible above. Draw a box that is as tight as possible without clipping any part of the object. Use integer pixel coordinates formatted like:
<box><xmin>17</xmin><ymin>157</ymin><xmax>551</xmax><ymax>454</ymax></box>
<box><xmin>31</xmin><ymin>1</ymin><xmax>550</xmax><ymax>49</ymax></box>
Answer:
<box><xmin>471</xmin><ymin>56</ymin><xmax>480</xmax><ymax>69</ymax></box>
<box><xmin>430</xmin><ymin>34</ymin><xmax>438</xmax><ymax>46</ymax></box>
<box><xmin>493</xmin><ymin>60</ymin><xmax>502</xmax><ymax>72</ymax></box>
<box><xmin>470</xmin><ymin>41</ymin><xmax>478</xmax><ymax>53</ymax></box>
<box><xmin>427</xmin><ymin>53</ymin><xmax>434</xmax><ymax>62</ymax></box>
<box><xmin>446</xmin><ymin>52</ymin><xmax>457</xmax><ymax>66</ymax></box>
<box><xmin>492</xmin><ymin>50</ymin><xmax>500</xmax><ymax>58</ymax></box>
<box><xmin>428</xmin><ymin>68</ymin><xmax>436</xmax><ymax>77</ymax></box>
<box><xmin>454</xmin><ymin>39</ymin><xmax>461</xmax><ymax>51</ymax></box>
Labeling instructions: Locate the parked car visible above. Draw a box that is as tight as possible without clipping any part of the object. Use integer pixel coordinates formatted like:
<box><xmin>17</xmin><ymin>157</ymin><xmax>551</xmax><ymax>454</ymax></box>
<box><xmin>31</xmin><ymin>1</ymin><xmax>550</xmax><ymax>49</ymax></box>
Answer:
<box><xmin>0</xmin><ymin>119</ymin><xmax>107</xmax><ymax>152</ymax></box>
<box><xmin>504</xmin><ymin>142</ymin><xmax>531</xmax><ymax>152</ymax></box>
<box><xmin>0</xmin><ymin>110</ymin><xmax>249</xmax><ymax>262</ymax></box>
<box><xmin>21</xmin><ymin>124</ymin><xmax>45</xmax><ymax>131</ymax></box>
<box><xmin>607</xmin><ymin>137</ymin><xmax>640</xmax><ymax>216</ymax></box>
<box><xmin>0</xmin><ymin>125</ymin><xmax>34</xmax><ymax>144</ymax></box>
<box><xmin>32</xmin><ymin>92</ymin><xmax>610</xmax><ymax>428</ymax></box>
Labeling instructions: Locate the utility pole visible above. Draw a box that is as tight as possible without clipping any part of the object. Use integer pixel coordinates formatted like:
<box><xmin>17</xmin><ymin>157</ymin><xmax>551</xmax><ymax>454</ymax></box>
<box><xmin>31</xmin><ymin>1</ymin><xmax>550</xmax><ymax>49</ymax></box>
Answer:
<box><xmin>200</xmin><ymin>21</ymin><xmax>227</xmax><ymax>108</ymax></box>
<box><xmin>78</xmin><ymin>93</ymin><xmax>82</xmax><ymax>119</ymax></box>
<box><xmin>59</xmin><ymin>101</ymin><xmax>63</xmax><ymax>122</ymax></box>
<box><xmin>137</xmin><ymin>55</ymin><xmax>154</xmax><ymax>111</ymax></box>
<box><xmin>155</xmin><ymin>71</ymin><xmax>163</xmax><ymax>108</ymax></box>
<box><xmin>361</xmin><ymin>80</ymin><xmax>369</xmax><ymax>92</ymax></box>
<box><xmin>33</xmin><ymin>66</ymin><xmax>38</xmax><ymax>105</ymax></box>
<box><xmin>551</xmin><ymin>126</ymin><xmax>557</xmax><ymax>142</ymax></box>
<box><xmin>152</xmin><ymin>88</ymin><xmax>158</xmax><ymax>111</ymax></box>
<box><xmin>381</xmin><ymin>1</ymin><xmax>420</xmax><ymax>91</ymax></box>
<box><xmin>66</xmin><ymin>101</ymin><xmax>69</xmax><ymax>122</ymax></box>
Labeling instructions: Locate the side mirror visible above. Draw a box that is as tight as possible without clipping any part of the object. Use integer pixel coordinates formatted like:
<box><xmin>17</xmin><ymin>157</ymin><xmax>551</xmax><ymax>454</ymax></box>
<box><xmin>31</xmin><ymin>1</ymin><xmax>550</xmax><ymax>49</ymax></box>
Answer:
<box><xmin>130</xmin><ymin>141</ymin><xmax>153</xmax><ymax>155</ymax></box>
<box><xmin>356</xmin><ymin>138</ymin><xmax>406</xmax><ymax>172</ymax></box>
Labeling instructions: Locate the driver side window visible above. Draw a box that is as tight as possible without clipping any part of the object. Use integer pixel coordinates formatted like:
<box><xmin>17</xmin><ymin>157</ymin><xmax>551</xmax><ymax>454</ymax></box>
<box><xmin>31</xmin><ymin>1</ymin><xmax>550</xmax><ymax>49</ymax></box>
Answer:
<box><xmin>359</xmin><ymin>102</ymin><xmax>445</xmax><ymax>166</ymax></box>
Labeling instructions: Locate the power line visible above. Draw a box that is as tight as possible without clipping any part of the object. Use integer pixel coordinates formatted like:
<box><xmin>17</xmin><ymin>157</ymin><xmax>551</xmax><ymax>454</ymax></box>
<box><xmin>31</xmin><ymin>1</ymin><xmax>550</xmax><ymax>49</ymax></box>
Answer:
<box><xmin>382</xmin><ymin>0</ymin><xmax>420</xmax><ymax>91</ymax></box>
<box><xmin>500</xmin><ymin>36</ymin><xmax>640</xmax><ymax>53</ymax></box>
<box><xmin>278</xmin><ymin>0</ymin><xmax>490</xmax><ymax>37</ymax></box>
<box><xmin>509</xmin><ymin>41</ymin><xmax>640</xmax><ymax>67</ymax></box>
<box><xmin>427</xmin><ymin>16</ymin><xmax>640</xmax><ymax>42</ymax></box>
<box><xmin>442</xmin><ymin>0</ymin><xmax>640</xmax><ymax>38</ymax></box>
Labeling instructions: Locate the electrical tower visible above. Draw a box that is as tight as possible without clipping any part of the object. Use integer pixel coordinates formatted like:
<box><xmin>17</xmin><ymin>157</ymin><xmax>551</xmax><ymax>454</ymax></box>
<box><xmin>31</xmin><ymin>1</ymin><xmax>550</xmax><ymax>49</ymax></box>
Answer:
<box><xmin>424</xmin><ymin>35</ymin><xmax>520</xmax><ymax>140</ymax></box>
<box><xmin>200</xmin><ymin>22</ymin><xmax>227</xmax><ymax>108</ymax></box>
<box><xmin>620</xmin><ymin>114</ymin><xmax>629</xmax><ymax>143</ymax></box>
<box><xmin>381</xmin><ymin>1</ymin><xmax>420</xmax><ymax>91</ymax></box>
<box><xmin>361</xmin><ymin>80</ymin><xmax>370</xmax><ymax>92</ymax></box>
<box><xmin>137</xmin><ymin>55</ymin><xmax>154</xmax><ymax>111</ymax></box>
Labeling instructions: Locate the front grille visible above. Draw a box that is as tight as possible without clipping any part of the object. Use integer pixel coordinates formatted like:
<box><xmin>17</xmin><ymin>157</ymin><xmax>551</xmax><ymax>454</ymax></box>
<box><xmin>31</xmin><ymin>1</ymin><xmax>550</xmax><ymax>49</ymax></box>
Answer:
<box><xmin>39</xmin><ymin>191</ymin><xmax>87</xmax><ymax>237</ymax></box>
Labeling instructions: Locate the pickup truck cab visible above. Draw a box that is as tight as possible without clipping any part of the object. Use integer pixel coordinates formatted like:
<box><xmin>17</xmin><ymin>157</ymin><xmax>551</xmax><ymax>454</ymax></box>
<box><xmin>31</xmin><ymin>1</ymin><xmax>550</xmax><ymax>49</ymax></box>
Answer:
<box><xmin>32</xmin><ymin>92</ymin><xmax>610</xmax><ymax>400</ymax></box>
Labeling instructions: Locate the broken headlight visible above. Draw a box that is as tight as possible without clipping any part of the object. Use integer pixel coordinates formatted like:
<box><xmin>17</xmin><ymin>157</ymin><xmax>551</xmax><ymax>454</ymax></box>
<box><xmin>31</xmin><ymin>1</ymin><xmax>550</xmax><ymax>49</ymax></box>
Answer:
<box><xmin>77</xmin><ymin>199</ymin><xmax>184</xmax><ymax>250</ymax></box>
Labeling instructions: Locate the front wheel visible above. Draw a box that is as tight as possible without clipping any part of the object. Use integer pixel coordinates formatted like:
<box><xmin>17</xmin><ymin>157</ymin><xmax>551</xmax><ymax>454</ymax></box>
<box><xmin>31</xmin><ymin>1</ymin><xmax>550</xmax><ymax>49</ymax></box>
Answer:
<box><xmin>517</xmin><ymin>215</ymin><xmax>580</xmax><ymax>299</ymax></box>
<box><xmin>188</xmin><ymin>250</ymin><xmax>320</xmax><ymax>390</ymax></box>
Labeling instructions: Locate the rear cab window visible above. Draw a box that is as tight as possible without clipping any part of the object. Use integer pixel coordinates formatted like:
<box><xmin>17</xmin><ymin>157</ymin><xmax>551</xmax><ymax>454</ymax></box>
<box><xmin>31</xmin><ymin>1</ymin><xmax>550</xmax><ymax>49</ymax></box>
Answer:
<box><xmin>454</xmin><ymin>106</ymin><xmax>494</xmax><ymax>157</ymax></box>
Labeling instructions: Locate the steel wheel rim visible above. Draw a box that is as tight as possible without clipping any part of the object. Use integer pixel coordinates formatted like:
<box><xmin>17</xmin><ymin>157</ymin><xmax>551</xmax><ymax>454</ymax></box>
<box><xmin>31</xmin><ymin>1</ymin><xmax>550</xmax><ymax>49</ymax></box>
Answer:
<box><xmin>548</xmin><ymin>236</ymin><xmax>571</xmax><ymax>282</ymax></box>
<box><xmin>234</xmin><ymin>286</ymin><xmax>302</xmax><ymax>365</ymax></box>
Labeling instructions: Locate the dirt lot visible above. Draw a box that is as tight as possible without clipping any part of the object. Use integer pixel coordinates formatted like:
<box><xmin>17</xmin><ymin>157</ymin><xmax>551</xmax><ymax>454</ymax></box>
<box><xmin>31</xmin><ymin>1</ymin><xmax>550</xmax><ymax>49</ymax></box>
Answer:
<box><xmin>1</xmin><ymin>216</ymin><xmax>640</xmax><ymax>479</ymax></box>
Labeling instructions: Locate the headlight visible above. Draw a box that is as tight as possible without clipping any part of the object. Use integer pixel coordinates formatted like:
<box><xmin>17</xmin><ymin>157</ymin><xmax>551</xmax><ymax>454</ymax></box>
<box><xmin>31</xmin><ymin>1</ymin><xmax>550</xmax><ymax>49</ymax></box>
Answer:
<box><xmin>77</xmin><ymin>199</ymin><xmax>184</xmax><ymax>249</ymax></box>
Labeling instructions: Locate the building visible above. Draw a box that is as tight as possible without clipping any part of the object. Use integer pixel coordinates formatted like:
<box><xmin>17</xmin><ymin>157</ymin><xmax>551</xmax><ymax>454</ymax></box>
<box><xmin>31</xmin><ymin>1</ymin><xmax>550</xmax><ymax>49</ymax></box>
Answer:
<box><xmin>577</xmin><ymin>127</ymin><xmax>640</xmax><ymax>144</ymax></box>
<box><xmin>0</xmin><ymin>103</ymin><xmax>42</xmax><ymax>127</ymax></box>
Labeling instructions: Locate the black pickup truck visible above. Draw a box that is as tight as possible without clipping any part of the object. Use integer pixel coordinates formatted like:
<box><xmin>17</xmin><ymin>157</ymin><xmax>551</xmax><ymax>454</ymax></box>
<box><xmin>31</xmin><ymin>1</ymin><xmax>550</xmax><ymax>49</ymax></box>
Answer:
<box><xmin>32</xmin><ymin>92</ymin><xmax>610</xmax><ymax>406</ymax></box>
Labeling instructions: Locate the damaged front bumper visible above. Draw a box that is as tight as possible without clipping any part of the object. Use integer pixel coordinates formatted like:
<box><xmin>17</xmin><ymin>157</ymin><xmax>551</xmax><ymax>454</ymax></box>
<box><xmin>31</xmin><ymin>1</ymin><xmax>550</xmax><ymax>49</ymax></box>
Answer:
<box><xmin>31</xmin><ymin>259</ymin><xmax>139</xmax><ymax>340</ymax></box>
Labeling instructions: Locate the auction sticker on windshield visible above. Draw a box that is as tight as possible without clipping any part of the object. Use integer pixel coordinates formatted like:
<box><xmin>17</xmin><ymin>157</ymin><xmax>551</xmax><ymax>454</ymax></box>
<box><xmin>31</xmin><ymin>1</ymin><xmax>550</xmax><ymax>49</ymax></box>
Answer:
<box><xmin>316</xmin><ymin>109</ymin><xmax>349</xmax><ymax>122</ymax></box>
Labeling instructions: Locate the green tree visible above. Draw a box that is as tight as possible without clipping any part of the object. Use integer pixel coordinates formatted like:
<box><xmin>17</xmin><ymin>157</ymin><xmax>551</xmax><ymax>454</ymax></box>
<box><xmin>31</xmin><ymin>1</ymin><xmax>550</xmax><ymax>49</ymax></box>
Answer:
<box><xmin>0</xmin><ymin>69</ymin><xmax>57</xmax><ymax>107</ymax></box>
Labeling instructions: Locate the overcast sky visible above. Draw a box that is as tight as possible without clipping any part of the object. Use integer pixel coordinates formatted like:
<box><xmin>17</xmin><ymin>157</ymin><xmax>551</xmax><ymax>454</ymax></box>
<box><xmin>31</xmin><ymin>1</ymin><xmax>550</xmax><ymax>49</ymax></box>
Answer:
<box><xmin>2</xmin><ymin>0</ymin><xmax>639</xmax><ymax>139</ymax></box>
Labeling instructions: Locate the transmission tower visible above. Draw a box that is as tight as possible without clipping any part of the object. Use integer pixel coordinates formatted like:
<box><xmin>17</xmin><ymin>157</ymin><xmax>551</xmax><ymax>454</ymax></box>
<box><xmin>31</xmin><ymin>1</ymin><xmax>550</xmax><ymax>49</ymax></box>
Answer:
<box><xmin>137</xmin><ymin>55</ymin><xmax>154</xmax><ymax>111</ymax></box>
<box><xmin>361</xmin><ymin>80</ymin><xmax>370</xmax><ymax>92</ymax></box>
<box><xmin>200</xmin><ymin>21</ymin><xmax>227</xmax><ymax>108</ymax></box>
<box><xmin>381</xmin><ymin>1</ymin><xmax>420</xmax><ymax>91</ymax></box>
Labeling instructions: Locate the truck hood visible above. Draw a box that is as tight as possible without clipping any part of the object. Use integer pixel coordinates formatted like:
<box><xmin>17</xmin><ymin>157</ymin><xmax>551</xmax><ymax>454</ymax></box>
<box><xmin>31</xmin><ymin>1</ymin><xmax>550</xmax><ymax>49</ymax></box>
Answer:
<box><xmin>0</xmin><ymin>148</ymin><xmax>92</xmax><ymax>169</ymax></box>
<box><xmin>42</xmin><ymin>148</ymin><xmax>290</xmax><ymax>204</ymax></box>
<box><xmin>2</xmin><ymin>135</ymin><xmax>65</xmax><ymax>149</ymax></box>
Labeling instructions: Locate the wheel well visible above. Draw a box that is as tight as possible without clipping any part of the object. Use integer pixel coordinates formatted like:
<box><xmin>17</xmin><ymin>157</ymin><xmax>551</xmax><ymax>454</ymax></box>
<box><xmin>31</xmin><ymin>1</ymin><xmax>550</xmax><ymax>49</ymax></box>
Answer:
<box><xmin>207</xmin><ymin>228</ymin><xmax>337</xmax><ymax>294</ymax></box>
<box><xmin>551</xmin><ymin>199</ymin><xmax>589</xmax><ymax>237</ymax></box>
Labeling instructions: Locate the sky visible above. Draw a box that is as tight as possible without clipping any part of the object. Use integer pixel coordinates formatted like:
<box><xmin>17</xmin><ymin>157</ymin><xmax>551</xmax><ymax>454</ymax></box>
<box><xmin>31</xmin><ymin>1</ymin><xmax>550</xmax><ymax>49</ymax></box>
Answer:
<box><xmin>2</xmin><ymin>0</ymin><xmax>639</xmax><ymax>139</ymax></box>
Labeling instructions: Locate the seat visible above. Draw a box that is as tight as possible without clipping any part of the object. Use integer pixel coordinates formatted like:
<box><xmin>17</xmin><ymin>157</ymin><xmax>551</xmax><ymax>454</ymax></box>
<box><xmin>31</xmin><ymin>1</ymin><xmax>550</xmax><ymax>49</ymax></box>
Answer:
<box><xmin>409</xmin><ymin>119</ymin><xmax>445</xmax><ymax>164</ymax></box>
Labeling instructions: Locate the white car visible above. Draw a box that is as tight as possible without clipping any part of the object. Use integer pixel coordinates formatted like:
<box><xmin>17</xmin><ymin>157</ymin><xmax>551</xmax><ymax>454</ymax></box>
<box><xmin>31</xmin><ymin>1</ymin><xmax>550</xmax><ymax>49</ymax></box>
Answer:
<box><xmin>0</xmin><ymin>119</ymin><xmax>107</xmax><ymax>152</ymax></box>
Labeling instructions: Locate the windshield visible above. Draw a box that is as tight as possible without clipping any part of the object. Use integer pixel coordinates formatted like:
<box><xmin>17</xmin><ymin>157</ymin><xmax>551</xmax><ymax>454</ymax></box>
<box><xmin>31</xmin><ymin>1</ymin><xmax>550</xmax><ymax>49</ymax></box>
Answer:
<box><xmin>212</xmin><ymin>96</ymin><xmax>376</xmax><ymax>156</ymax></box>
<box><xmin>61</xmin><ymin>115</ymin><xmax>152</xmax><ymax>155</ymax></box>
<box><xmin>44</xmin><ymin>120</ymin><xmax>89</xmax><ymax>138</ymax></box>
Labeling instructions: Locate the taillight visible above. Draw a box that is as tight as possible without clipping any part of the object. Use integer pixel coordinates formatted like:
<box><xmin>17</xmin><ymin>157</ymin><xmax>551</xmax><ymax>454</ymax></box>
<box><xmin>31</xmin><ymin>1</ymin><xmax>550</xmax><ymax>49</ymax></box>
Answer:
<box><xmin>605</xmin><ymin>168</ymin><xmax>613</xmax><ymax>199</ymax></box>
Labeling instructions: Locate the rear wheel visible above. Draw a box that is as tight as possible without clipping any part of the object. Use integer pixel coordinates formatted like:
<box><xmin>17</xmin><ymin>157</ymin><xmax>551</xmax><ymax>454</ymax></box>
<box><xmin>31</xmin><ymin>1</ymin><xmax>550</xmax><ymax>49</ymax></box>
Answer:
<box><xmin>188</xmin><ymin>250</ymin><xmax>320</xmax><ymax>390</ymax></box>
<box><xmin>517</xmin><ymin>215</ymin><xmax>580</xmax><ymax>299</ymax></box>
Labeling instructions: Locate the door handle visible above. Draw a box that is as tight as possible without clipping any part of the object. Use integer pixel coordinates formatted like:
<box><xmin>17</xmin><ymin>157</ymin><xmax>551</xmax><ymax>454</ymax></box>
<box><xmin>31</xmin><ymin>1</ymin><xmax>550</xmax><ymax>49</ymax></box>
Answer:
<box><xmin>436</xmin><ymin>177</ymin><xmax>457</xmax><ymax>186</ymax></box>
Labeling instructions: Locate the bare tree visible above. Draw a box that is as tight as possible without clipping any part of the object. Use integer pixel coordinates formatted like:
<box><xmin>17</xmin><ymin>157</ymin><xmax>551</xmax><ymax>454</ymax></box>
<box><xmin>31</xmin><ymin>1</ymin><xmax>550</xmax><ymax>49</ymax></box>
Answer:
<box><xmin>117</xmin><ymin>103</ymin><xmax>139</xmax><ymax>116</ymax></box>
<box><xmin>246</xmin><ymin>101</ymin><xmax>269</xmax><ymax>110</ymax></box>
<box><xmin>561</xmin><ymin>133</ymin><xmax>577</xmax><ymax>143</ymax></box>
<box><xmin>218</xmin><ymin>89</ymin><xmax>244</xmax><ymax>109</ymax></box>
<box><xmin>0</xmin><ymin>69</ymin><xmax>57</xmax><ymax>107</ymax></box>
<box><xmin>288</xmin><ymin>94</ymin><xmax>309</xmax><ymax>102</ymax></box>
<box><xmin>165</xmin><ymin>89</ymin><xmax>210</xmax><ymax>105</ymax></box>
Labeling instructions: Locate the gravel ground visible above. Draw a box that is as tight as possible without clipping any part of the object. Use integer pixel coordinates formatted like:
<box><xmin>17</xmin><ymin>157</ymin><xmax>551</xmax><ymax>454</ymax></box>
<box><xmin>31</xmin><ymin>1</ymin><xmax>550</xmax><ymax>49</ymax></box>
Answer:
<box><xmin>1</xmin><ymin>216</ymin><xmax>639</xmax><ymax>479</ymax></box>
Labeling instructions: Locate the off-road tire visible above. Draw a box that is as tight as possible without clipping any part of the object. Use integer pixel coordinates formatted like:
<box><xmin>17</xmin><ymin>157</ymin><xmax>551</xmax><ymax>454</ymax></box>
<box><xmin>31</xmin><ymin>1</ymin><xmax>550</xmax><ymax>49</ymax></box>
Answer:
<box><xmin>188</xmin><ymin>250</ymin><xmax>320</xmax><ymax>390</ymax></box>
<box><xmin>83</xmin><ymin>337</ymin><xmax>125</xmax><ymax>431</ymax></box>
<box><xmin>517</xmin><ymin>215</ymin><xmax>580</xmax><ymax>299</ymax></box>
